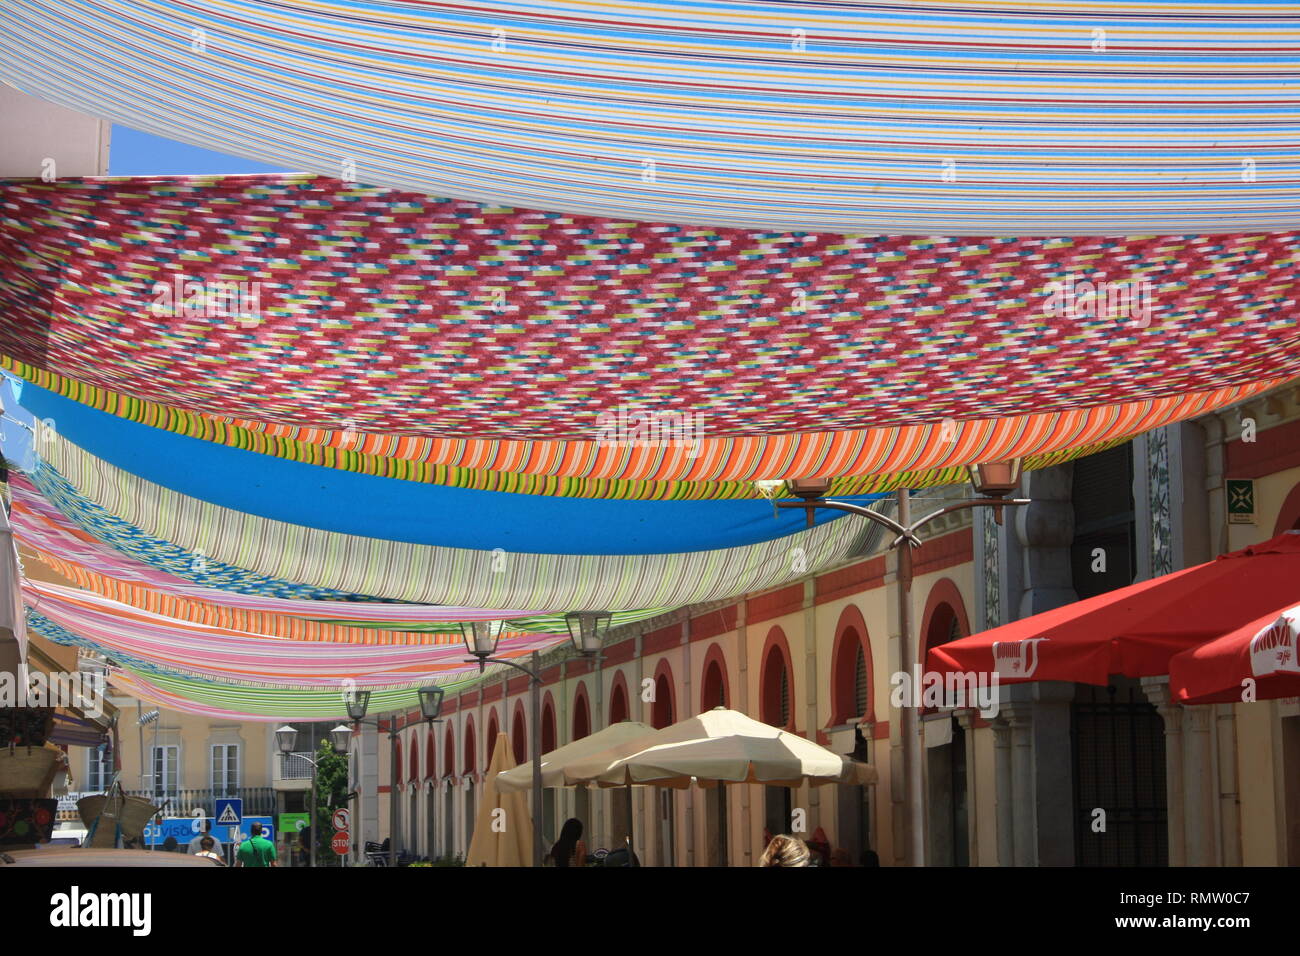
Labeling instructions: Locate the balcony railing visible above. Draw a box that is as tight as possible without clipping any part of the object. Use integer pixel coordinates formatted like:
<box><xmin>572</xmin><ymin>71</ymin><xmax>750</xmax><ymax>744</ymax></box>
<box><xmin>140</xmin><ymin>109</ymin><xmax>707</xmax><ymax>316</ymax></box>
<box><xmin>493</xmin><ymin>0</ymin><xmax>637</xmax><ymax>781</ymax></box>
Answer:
<box><xmin>277</xmin><ymin>752</ymin><xmax>316</xmax><ymax>781</ymax></box>
<box><xmin>123</xmin><ymin>787</ymin><xmax>277</xmax><ymax>818</ymax></box>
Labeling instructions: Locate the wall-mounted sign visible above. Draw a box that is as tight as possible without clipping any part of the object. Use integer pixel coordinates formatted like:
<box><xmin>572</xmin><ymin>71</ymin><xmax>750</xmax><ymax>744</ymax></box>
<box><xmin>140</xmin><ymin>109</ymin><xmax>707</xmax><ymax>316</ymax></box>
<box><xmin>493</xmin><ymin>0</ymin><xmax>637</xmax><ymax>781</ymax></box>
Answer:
<box><xmin>1227</xmin><ymin>479</ymin><xmax>1256</xmax><ymax>525</ymax></box>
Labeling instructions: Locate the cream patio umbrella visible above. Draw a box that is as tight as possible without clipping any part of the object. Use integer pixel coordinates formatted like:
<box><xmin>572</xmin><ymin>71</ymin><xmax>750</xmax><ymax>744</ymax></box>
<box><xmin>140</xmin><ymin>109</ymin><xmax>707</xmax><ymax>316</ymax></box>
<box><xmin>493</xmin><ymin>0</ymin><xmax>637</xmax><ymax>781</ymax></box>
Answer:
<box><xmin>496</xmin><ymin>720</ymin><xmax>655</xmax><ymax>792</ymax></box>
<box><xmin>564</xmin><ymin>708</ymin><xmax>875</xmax><ymax>865</ymax></box>
<box><xmin>566</xmin><ymin>707</ymin><xmax>878</xmax><ymax>790</ymax></box>
<box><xmin>563</xmin><ymin>708</ymin><xmax>876</xmax><ymax>789</ymax></box>
<box><xmin>496</xmin><ymin>720</ymin><xmax>654</xmax><ymax>864</ymax></box>
<box><xmin>466</xmin><ymin>733</ymin><xmax>533</xmax><ymax>867</ymax></box>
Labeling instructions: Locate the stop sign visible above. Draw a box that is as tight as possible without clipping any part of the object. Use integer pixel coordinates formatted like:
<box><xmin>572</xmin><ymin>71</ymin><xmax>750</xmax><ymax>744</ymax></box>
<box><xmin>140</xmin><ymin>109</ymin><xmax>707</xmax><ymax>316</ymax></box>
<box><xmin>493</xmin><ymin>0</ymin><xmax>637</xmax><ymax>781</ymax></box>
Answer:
<box><xmin>331</xmin><ymin>831</ymin><xmax>350</xmax><ymax>856</ymax></box>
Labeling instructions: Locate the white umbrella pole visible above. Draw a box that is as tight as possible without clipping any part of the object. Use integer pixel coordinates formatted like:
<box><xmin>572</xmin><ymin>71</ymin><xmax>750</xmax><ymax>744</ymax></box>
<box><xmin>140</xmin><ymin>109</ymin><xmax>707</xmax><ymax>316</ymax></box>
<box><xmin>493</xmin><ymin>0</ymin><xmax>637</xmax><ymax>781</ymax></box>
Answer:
<box><xmin>624</xmin><ymin>783</ymin><xmax>634</xmax><ymax>862</ymax></box>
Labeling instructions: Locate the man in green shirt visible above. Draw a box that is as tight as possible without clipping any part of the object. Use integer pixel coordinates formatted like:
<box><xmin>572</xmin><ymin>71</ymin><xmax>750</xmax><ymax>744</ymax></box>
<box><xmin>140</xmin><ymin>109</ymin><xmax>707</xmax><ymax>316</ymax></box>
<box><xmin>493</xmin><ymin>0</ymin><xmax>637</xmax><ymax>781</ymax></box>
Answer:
<box><xmin>235</xmin><ymin>822</ymin><xmax>278</xmax><ymax>868</ymax></box>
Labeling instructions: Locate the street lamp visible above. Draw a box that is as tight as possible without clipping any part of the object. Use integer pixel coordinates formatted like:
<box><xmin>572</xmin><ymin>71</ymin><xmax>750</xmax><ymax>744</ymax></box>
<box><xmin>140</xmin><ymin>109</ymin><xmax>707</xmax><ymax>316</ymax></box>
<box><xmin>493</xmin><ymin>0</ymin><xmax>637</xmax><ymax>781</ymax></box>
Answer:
<box><xmin>757</xmin><ymin>462</ymin><xmax>1029</xmax><ymax>867</ymax></box>
<box><xmin>459</xmin><ymin>617</ymin><xmax>608</xmax><ymax>866</ymax></box>
<box><xmin>564</xmin><ymin>611</ymin><xmax>612</xmax><ymax>657</ymax></box>
<box><xmin>345</xmin><ymin>687</ymin><xmax>445</xmax><ymax>867</ymax></box>
<box><xmin>275</xmin><ymin>723</ymin><xmax>351</xmax><ymax>869</ymax></box>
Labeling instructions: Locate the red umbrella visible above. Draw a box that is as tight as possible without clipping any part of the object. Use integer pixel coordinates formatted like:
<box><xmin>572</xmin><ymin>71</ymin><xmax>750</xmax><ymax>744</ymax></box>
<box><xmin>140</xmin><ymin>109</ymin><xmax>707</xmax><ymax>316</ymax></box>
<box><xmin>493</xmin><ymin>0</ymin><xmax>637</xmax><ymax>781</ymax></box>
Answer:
<box><xmin>928</xmin><ymin>531</ymin><xmax>1300</xmax><ymax>687</ymax></box>
<box><xmin>1169</xmin><ymin>605</ymin><xmax>1300</xmax><ymax>705</ymax></box>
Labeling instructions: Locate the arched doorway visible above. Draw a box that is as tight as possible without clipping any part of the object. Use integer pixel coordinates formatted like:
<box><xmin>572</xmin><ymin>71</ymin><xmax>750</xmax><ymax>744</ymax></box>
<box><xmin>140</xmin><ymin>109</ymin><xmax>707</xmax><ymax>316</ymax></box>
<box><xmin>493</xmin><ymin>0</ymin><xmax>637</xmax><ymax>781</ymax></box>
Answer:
<box><xmin>760</xmin><ymin>629</ymin><xmax>795</xmax><ymax>842</ymax></box>
<box><xmin>650</xmin><ymin>661</ymin><xmax>677</xmax><ymax>866</ymax></box>
<box><xmin>698</xmin><ymin>645</ymin><xmax>730</xmax><ymax>865</ymax></box>
<box><xmin>607</xmin><ymin>672</ymin><xmax>632</xmax><ymax>845</ymax></box>
<box><xmin>571</xmin><ymin>683</ymin><xmax>591</xmax><ymax>830</ymax></box>
<box><xmin>920</xmin><ymin>580</ymin><xmax>971</xmax><ymax>867</ymax></box>
<box><xmin>830</xmin><ymin>605</ymin><xmax>875</xmax><ymax>865</ymax></box>
<box><xmin>443</xmin><ymin>777</ymin><xmax>455</xmax><ymax>858</ymax></box>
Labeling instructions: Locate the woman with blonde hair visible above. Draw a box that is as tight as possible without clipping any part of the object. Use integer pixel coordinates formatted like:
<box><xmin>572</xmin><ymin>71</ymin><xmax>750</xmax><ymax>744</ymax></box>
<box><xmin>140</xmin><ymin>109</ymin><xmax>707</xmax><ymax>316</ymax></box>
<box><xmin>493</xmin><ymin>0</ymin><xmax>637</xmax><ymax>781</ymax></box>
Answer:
<box><xmin>759</xmin><ymin>834</ymin><xmax>810</xmax><ymax>867</ymax></box>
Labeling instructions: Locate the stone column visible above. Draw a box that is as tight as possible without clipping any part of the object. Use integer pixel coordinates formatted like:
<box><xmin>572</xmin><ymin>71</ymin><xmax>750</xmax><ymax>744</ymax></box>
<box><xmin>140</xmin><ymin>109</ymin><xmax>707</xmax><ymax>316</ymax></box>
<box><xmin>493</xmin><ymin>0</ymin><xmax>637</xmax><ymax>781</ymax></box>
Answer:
<box><xmin>735</xmin><ymin>600</ymin><xmax>753</xmax><ymax>866</ymax></box>
<box><xmin>955</xmin><ymin>709</ymin><xmax>980</xmax><ymax>865</ymax></box>
<box><xmin>991</xmin><ymin>715</ymin><xmax>1015</xmax><ymax>867</ymax></box>
<box><xmin>1215</xmin><ymin>704</ymin><xmax>1242</xmax><ymax>867</ymax></box>
<box><xmin>1183</xmin><ymin>705</ymin><xmax>1218</xmax><ymax>866</ymax></box>
<box><xmin>1031</xmin><ymin>682</ymin><xmax>1076</xmax><ymax>866</ymax></box>
<box><xmin>1015</xmin><ymin>465</ymin><xmax>1077</xmax><ymax>619</ymax></box>
<box><xmin>1007</xmin><ymin>704</ymin><xmax>1036</xmax><ymax>866</ymax></box>
<box><xmin>802</xmin><ymin>580</ymin><xmax>820</xmax><ymax>840</ymax></box>
<box><xmin>1142</xmin><ymin>677</ymin><xmax>1185</xmax><ymax>867</ymax></box>
<box><xmin>358</xmin><ymin>719</ymin><xmax>380</xmax><ymax>862</ymax></box>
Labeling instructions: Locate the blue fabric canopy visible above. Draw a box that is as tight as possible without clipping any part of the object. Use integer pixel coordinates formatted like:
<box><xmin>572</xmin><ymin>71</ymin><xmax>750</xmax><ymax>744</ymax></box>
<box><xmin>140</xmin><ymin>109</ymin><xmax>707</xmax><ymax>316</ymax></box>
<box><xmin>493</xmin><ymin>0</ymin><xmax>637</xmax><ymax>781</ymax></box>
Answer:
<box><xmin>18</xmin><ymin>384</ymin><xmax>878</xmax><ymax>555</ymax></box>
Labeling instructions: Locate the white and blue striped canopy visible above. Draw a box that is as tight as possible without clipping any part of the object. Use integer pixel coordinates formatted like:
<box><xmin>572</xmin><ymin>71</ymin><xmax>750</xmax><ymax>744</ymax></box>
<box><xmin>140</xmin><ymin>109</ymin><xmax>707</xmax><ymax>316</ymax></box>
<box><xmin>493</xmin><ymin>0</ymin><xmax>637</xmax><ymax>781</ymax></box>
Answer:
<box><xmin>2</xmin><ymin>0</ymin><xmax>1299</xmax><ymax>233</ymax></box>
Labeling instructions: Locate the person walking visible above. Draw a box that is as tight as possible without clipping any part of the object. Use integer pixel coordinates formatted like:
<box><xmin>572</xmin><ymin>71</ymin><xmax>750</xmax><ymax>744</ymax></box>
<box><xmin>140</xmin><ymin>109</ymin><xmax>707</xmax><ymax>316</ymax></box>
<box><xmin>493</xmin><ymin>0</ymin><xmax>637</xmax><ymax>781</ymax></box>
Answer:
<box><xmin>235</xmin><ymin>822</ymin><xmax>278</xmax><ymax>868</ymax></box>
<box><xmin>195</xmin><ymin>834</ymin><xmax>226</xmax><ymax>865</ymax></box>
<box><xmin>187</xmin><ymin>820</ymin><xmax>223</xmax><ymax>858</ymax></box>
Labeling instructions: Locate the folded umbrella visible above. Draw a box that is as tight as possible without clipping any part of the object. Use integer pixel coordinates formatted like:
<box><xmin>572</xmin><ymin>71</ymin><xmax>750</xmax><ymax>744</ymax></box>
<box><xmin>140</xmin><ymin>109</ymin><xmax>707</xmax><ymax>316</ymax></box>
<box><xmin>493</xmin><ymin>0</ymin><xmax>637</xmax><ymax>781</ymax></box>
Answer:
<box><xmin>466</xmin><ymin>734</ymin><xmax>534</xmax><ymax>867</ymax></box>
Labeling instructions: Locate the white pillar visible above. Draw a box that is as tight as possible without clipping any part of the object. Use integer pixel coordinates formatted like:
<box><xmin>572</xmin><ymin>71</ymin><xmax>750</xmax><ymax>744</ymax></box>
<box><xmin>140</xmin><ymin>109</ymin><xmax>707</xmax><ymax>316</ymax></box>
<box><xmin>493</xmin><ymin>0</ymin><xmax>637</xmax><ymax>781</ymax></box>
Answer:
<box><xmin>1183</xmin><ymin>706</ymin><xmax>1217</xmax><ymax>866</ymax></box>
<box><xmin>992</xmin><ymin>715</ymin><xmax>1015</xmax><ymax>867</ymax></box>
<box><xmin>1142</xmin><ymin>678</ymin><xmax>1185</xmax><ymax>867</ymax></box>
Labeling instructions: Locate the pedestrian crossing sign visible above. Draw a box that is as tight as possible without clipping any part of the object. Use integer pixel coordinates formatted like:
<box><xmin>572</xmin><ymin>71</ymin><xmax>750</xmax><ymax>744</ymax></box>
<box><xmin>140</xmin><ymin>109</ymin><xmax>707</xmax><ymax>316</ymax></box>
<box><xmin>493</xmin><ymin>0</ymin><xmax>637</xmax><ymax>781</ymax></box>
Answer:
<box><xmin>215</xmin><ymin>798</ymin><xmax>243</xmax><ymax>826</ymax></box>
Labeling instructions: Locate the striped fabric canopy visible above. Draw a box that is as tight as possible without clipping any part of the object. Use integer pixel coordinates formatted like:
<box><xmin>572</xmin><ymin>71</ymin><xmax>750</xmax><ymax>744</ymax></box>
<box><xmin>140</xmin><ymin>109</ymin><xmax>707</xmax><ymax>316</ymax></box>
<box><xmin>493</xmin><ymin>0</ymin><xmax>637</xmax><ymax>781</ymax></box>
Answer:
<box><xmin>19</xmin><ymin>382</ymin><xmax>881</xmax><ymax>555</ymax></box>
<box><xmin>27</xmin><ymin>442</ymin><xmax>874</xmax><ymax>610</ymax></box>
<box><xmin>3</xmin><ymin>177</ymin><xmax>1297</xmax><ymax>448</ymax></box>
<box><xmin>2</xmin><ymin>3</ymin><xmax>1299</xmax><ymax>233</ymax></box>
<box><xmin>12</xmin><ymin>472</ymin><xmax>671</xmax><ymax>637</ymax></box>
<box><xmin>25</xmin><ymin>580</ymin><xmax>560</xmax><ymax>690</ymax></box>
<box><xmin>4</xmin><ymin>360</ymin><xmax>1173</xmax><ymax>495</ymax></box>
<box><xmin>104</xmin><ymin>665</ymin><xmax>477</xmax><ymax>722</ymax></box>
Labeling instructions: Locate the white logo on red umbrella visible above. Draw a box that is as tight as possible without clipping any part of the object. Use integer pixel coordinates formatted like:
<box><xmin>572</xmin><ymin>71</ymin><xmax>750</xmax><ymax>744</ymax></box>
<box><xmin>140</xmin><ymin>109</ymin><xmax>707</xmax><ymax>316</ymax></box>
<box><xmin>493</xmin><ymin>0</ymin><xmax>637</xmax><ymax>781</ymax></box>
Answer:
<box><xmin>1250</xmin><ymin>611</ymin><xmax>1300</xmax><ymax>677</ymax></box>
<box><xmin>992</xmin><ymin>638</ymin><xmax>1048</xmax><ymax>678</ymax></box>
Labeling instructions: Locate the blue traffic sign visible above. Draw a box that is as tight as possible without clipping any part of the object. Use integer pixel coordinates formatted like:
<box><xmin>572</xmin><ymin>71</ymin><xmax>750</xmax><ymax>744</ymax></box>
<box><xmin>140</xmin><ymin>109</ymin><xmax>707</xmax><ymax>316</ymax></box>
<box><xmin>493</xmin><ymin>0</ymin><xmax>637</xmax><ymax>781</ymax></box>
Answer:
<box><xmin>214</xmin><ymin>797</ymin><xmax>243</xmax><ymax>828</ymax></box>
<box><xmin>142</xmin><ymin>817</ymin><xmax>207</xmax><ymax>848</ymax></box>
<box><xmin>226</xmin><ymin>815</ymin><xmax>274</xmax><ymax>845</ymax></box>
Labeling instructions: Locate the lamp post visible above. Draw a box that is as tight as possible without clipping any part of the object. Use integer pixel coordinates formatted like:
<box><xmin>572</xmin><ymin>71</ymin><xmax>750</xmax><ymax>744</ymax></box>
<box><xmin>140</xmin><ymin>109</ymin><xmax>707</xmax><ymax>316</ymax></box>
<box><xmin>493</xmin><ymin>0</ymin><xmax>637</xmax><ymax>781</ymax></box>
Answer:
<box><xmin>460</xmin><ymin>613</ymin><xmax>610</xmax><ymax>867</ymax></box>
<box><xmin>275</xmin><ymin>723</ymin><xmax>352</xmax><ymax>867</ymax></box>
<box><xmin>342</xmin><ymin>686</ymin><xmax>444</xmax><ymax>867</ymax></box>
<box><xmin>757</xmin><ymin>461</ymin><xmax>1029</xmax><ymax>867</ymax></box>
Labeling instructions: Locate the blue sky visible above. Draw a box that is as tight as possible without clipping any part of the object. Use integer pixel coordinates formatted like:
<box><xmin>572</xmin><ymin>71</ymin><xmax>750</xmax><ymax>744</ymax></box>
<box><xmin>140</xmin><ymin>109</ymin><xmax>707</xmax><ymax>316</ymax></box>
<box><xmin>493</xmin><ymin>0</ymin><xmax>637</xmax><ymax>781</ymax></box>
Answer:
<box><xmin>108</xmin><ymin>124</ymin><xmax>293</xmax><ymax>176</ymax></box>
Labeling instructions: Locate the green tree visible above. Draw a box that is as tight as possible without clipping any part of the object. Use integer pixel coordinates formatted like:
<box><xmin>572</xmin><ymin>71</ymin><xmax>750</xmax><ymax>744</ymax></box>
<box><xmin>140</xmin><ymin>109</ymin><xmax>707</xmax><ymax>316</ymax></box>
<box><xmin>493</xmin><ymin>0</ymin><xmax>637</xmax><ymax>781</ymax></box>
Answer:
<box><xmin>313</xmin><ymin>736</ymin><xmax>351</xmax><ymax>863</ymax></box>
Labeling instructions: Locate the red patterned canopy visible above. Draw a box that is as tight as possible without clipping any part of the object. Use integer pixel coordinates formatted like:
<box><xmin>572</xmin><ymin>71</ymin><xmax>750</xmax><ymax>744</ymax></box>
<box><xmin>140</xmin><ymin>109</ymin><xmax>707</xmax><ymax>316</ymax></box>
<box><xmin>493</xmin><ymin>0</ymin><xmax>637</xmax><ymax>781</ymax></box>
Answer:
<box><xmin>2</xmin><ymin>175</ymin><xmax>1298</xmax><ymax>444</ymax></box>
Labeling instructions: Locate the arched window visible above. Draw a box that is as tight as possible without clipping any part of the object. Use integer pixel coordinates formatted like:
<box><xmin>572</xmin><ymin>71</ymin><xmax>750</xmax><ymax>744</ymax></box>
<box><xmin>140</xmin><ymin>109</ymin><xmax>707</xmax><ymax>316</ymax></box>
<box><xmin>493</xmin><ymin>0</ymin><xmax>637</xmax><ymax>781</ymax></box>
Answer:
<box><xmin>609</xmin><ymin>673</ymin><xmax>630</xmax><ymax>724</ymax></box>
<box><xmin>394</xmin><ymin>736</ymin><xmax>403</xmax><ymax>786</ymax></box>
<box><xmin>831</xmin><ymin>606</ymin><xmax>873</xmax><ymax>725</ymax></box>
<box><xmin>572</xmin><ymin>684</ymin><xmax>591</xmax><ymax>740</ymax></box>
<box><xmin>443</xmin><ymin>724</ymin><xmax>455</xmax><ymax>779</ymax></box>
<box><xmin>651</xmin><ymin>661</ymin><xmax>675</xmax><ymax>729</ymax></box>
<box><xmin>408</xmin><ymin>730</ymin><xmax>420</xmax><ymax>782</ymax></box>
<box><xmin>487</xmin><ymin>709</ymin><xmax>500</xmax><ymax>747</ymax></box>
<box><xmin>426</xmin><ymin>732</ymin><xmax>437</xmax><ymax>780</ymax></box>
<box><xmin>760</xmin><ymin>629</ymin><xmax>795</xmax><ymax>730</ymax></box>
<box><xmin>541</xmin><ymin>695</ymin><xmax>557</xmax><ymax>754</ymax></box>
<box><xmin>511</xmin><ymin>703</ymin><xmax>528</xmax><ymax>765</ymax></box>
<box><xmin>463</xmin><ymin>719</ymin><xmax>476</xmax><ymax>776</ymax></box>
<box><xmin>702</xmin><ymin>663</ymin><xmax>725</xmax><ymax>710</ymax></box>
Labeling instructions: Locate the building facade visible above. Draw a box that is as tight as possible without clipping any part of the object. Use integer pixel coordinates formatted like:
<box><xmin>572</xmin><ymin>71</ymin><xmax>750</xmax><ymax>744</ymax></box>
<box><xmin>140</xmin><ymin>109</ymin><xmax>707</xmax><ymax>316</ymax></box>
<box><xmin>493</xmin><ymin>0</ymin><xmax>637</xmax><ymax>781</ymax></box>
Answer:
<box><xmin>373</xmin><ymin>386</ymin><xmax>1300</xmax><ymax>867</ymax></box>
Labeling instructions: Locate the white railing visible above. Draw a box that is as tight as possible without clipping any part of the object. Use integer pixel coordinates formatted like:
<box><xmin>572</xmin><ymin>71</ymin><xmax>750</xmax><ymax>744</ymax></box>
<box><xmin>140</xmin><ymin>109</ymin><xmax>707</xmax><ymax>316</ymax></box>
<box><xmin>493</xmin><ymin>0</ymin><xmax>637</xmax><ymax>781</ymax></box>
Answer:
<box><xmin>278</xmin><ymin>752</ymin><xmax>315</xmax><ymax>781</ymax></box>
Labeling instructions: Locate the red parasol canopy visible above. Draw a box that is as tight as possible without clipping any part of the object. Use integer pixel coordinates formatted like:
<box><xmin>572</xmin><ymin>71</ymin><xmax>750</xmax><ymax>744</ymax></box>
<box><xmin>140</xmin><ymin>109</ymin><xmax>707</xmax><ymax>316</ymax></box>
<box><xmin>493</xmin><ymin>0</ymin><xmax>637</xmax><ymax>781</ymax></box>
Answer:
<box><xmin>1169</xmin><ymin>605</ymin><xmax>1300</xmax><ymax>705</ymax></box>
<box><xmin>927</xmin><ymin>531</ymin><xmax>1300</xmax><ymax>687</ymax></box>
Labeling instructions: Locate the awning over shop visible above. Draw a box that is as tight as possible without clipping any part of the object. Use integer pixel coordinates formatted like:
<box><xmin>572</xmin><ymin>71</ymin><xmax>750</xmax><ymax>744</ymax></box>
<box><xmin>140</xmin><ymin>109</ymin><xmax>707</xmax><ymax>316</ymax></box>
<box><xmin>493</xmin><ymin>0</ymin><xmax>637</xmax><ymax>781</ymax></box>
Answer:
<box><xmin>928</xmin><ymin>531</ymin><xmax>1300</xmax><ymax>687</ymax></box>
